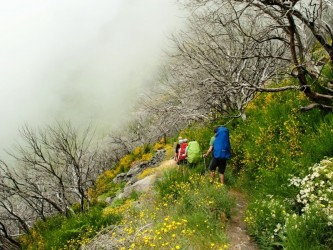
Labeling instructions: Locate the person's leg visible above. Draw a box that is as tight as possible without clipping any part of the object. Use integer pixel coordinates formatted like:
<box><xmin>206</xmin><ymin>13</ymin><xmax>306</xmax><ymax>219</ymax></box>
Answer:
<box><xmin>208</xmin><ymin>157</ymin><xmax>218</xmax><ymax>182</ymax></box>
<box><xmin>219</xmin><ymin>173</ymin><xmax>224</xmax><ymax>184</ymax></box>
<box><xmin>217</xmin><ymin>159</ymin><xmax>227</xmax><ymax>184</ymax></box>
<box><xmin>210</xmin><ymin>171</ymin><xmax>215</xmax><ymax>181</ymax></box>
<box><xmin>177</xmin><ymin>160</ymin><xmax>183</xmax><ymax>174</ymax></box>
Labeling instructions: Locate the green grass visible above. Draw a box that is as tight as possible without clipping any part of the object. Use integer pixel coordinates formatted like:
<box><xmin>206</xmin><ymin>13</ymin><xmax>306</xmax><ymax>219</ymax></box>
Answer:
<box><xmin>230</xmin><ymin>90</ymin><xmax>333</xmax><ymax>249</ymax></box>
<box><xmin>20</xmin><ymin>203</ymin><xmax>120</xmax><ymax>249</ymax></box>
<box><xmin>284</xmin><ymin>208</ymin><xmax>333</xmax><ymax>250</ymax></box>
<box><xmin>19</xmin><ymin>81</ymin><xmax>333</xmax><ymax>249</ymax></box>
<box><xmin>116</xmin><ymin>168</ymin><xmax>235</xmax><ymax>249</ymax></box>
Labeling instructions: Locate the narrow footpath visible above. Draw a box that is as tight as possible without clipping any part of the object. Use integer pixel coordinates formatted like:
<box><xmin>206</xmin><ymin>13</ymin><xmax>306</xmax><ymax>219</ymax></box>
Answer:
<box><xmin>226</xmin><ymin>189</ymin><xmax>258</xmax><ymax>250</ymax></box>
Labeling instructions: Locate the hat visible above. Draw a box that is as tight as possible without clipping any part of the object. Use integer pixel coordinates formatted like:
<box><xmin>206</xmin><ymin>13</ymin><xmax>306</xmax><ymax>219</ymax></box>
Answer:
<box><xmin>179</xmin><ymin>139</ymin><xmax>184</xmax><ymax>144</ymax></box>
<box><xmin>178</xmin><ymin>136</ymin><xmax>182</xmax><ymax>140</ymax></box>
<box><xmin>183</xmin><ymin>138</ymin><xmax>188</xmax><ymax>142</ymax></box>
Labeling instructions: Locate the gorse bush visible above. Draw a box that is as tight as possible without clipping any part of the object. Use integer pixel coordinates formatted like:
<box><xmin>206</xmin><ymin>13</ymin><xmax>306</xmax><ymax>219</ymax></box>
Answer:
<box><xmin>113</xmin><ymin>144</ymin><xmax>154</xmax><ymax>176</ymax></box>
<box><xmin>102</xmin><ymin>199</ymin><xmax>134</xmax><ymax>218</ymax></box>
<box><xmin>155</xmin><ymin>168</ymin><xmax>191</xmax><ymax>200</ymax></box>
<box><xmin>89</xmin><ymin>144</ymin><xmax>155</xmax><ymax>200</ymax></box>
<box><xmin>227</xmin><ymin>86</ymin><xmax>333</xmax><ymax>249</ymax></box>
<box><xmin>235</xmin><ymin>92</ymin><xmax>333</xmax><ymax>184</ymax></box>
<box><xmin>153</xmin><ymin>138</ymin><xmax>166</xmax><ymax>151</ymax></box>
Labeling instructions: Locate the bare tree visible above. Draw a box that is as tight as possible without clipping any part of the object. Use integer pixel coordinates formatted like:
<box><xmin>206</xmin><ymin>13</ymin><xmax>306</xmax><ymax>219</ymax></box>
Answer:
<box><xmin>106</xmin><ymin>105</ymin><xmax>180</xmax><ymax>157</ymax></box>
<box><xmin>176</xmin><ymin>0</ymin><xmax>333</xmax><ymax>111</ymax></box>
<box><xmin>2</xmin><ymin>122</ymin><xmax>103</xmax><ymax>215</ymax></box>
<box><xmin>0</xmin><ymin>223</ymin><xmax>21</xmax><ymax>250</ymax></box>
<box><xmin>0</xmin><ymin>181</ymin><xmax>31</xmax><ymax>248</ymax></box>
<box><xmin>138</xmin><ymin>6</ymin><xmax>274</xmax><ymax>122</ymax></box>
<box><xmin>133</xmin><ymin>107</ymin><xmax>185</xmax><ymax>143</ymax></box>
<box><xmin>107</xmin><ymin>132</ymin><xmax>134</xmax><ymax>160</ymax></box>
<box><xmin>137</xmin><ymin>62</ymin><xmax>210</xmax><ymax>137</ymax></box>
<box><xmin>0</xmin><ymin>122</ymin><xmax>109</xmax><ymax>244</ymax></box>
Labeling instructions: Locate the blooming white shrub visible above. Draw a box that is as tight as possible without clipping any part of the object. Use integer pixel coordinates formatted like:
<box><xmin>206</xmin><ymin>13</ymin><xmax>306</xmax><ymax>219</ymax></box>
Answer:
<box><xmin>246</xmin><ymin>158</ymin><xmax>333</xmax><ymax>248</ymax></box>
<box><xmin>245</xmin><ymin>197</ymin><xmax>288</xmax><ymax>246</ymax></box>
<box><xmin>289</xmin><ymin>157</ymin><xmax>333</xmax><ymax>225</ymax></box>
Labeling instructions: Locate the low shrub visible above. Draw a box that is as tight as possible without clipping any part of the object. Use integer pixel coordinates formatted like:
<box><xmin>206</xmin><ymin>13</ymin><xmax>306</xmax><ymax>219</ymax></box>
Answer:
<box><xmin>245</xmin><ymin>158</ymin><xmax>333</xmax><ymax>249</ymax></box>
<box><xmin>102</xmin><ymin>168</ymin><xmax>233</xmax><ymax>250</ymax></box>
<box><xmin>20</xmin><ymin>204</ymin><xmax>120</xmax><ymax>250</ymax></box>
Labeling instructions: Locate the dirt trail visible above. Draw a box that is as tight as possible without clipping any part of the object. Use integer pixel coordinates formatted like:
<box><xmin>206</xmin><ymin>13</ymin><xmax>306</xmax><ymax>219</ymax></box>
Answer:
<box><xmin>226</xmin><ymin>189</ymin><xmax>258</xmax><ymax>250</ymax></box>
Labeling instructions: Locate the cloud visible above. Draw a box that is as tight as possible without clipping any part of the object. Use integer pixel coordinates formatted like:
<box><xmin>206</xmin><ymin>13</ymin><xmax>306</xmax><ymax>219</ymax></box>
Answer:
<box><xmin>0</xmin><ymin>0</ymin><xmax>183</xmax><ymax>158</ymax></box>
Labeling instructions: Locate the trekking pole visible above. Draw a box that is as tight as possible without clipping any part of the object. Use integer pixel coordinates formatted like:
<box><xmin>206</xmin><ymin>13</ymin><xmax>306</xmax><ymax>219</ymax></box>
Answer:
<box><xmin>181</xmin><ymin>166</ymin><xmax>185</xmax><ymax>180</ymax></box>
<box><xmin>202</xmin><ymin>154</ymin><xmax>206</xmax><ymax>175</ymax></box>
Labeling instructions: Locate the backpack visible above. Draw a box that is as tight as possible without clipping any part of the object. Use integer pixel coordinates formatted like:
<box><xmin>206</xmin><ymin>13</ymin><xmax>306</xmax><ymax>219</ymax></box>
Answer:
<box><xmin>213</xmin><ymin>126</ymin><xmax>231</xmax><ymax>160</ymax></box>
<box><xmin>178</xmin><ymin>142</ymin><xmax>188</xmax><ymax>161</ymax></box>
<box><xmin>187</xmin><ymin>141</ymin><xmax>201</xmax><ymax>164</ymax></box>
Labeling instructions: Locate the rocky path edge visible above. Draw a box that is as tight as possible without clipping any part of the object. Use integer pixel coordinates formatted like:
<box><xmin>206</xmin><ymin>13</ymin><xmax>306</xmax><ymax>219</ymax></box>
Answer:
<box><xmin>226</xmin><ymin>189</ymin><xmax>258</xmax><ymax>250</ymax></box>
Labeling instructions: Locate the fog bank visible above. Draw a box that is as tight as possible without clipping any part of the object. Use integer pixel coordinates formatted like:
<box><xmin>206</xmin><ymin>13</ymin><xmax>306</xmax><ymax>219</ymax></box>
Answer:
<box><xmin>0</xmin><ymin>0</ymin><xmax>183</xmax><ymax>158</ymax></box>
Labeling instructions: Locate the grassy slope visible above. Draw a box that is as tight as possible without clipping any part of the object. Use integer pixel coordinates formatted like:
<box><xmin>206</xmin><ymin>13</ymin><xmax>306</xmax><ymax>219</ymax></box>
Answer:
<box><xmin>230</xmin><ymin>90</ymin><xmax>333</xmax><ymax>249</ymax></box>
<box><xmin>177</xmin><ymin>88</ymin><xmax>333</xmax><ymax>249</ymax></box>
<box><xmin>20</xmin><ymin>89</ymin><xmax>333</xmax><ymax>249</ymax></box>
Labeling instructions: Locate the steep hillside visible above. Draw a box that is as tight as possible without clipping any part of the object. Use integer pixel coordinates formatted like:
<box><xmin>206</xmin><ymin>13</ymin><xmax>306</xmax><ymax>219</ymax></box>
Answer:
<box><xmin>230</xmin><ymin>90</ymin><xmax>333</xmax><ymax>249</ymax></box>
<box><xmin>18</xmin><ymin>89</ymin><xmax>333</xmax><ymax>249</ymax></box>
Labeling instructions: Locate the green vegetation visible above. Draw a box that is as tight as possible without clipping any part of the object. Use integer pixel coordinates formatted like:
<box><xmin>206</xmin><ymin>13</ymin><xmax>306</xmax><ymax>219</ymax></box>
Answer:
<box><xmin>19</xmin><ymin>144</ymin><xmax>155</xmax><ymax>250</ymax></box>
<box><xmin>231</xmin><ymin>90</ymin><xmax>333</xmax><ymax>249</ymax></box>
<box><xmin>19</xmin><ymin>140</ymin><xmax>235</xmax><ymax>249</ymax></box>
<box><xmin>101</xmin><ymin>169</ymin><xmax>234</xmax><ymax>249</ymax></box>
<box><xmin>20</xmin><ymin>203</ymin><xmax>120</xmax><ymax>249</ymax></box>
<box><xmin>19</xmin><ymin>87</ymin><xmax>333</xmax><ymax>249</ymax></box>
<box><xmin>88</xmin><ymin>144</ymin><xmax>154</xmax><ymax>202</ymax></box>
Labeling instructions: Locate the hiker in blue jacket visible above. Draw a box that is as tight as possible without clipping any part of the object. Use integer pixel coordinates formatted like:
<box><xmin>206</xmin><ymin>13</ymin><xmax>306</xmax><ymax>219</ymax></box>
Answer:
<box><xmin>203</xmin><ymin>126</ymin><xmax>231</xmax><ymax>184</ymax></box>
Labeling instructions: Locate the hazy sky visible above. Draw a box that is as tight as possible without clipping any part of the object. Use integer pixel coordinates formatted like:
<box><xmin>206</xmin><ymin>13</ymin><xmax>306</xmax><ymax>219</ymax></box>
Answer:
<box><xmin>0</xmin><ymin>0</ymin><xmax>184</xmax><ymax>158</ymax></box>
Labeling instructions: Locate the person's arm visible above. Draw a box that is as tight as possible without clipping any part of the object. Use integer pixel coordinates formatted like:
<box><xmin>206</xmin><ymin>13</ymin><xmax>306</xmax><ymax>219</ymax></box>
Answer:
<box><xmin>178</xmin><ymin>147</ymin><xmax>182</xmax><ymax>158</ymax></box>
<box><xmin>174</xmin><ymin>144</ymin><xmax>180</xmax><ymax>160</ymax></box>
<box><xmin>204</xmin><ymin>136</ymin><xmax>215</xmax><ymax>157</ymax></box>
<box><xmin>203</xmin><ymin>145</ymin><xmax>213</xmax><ymax>157</ymax></box>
